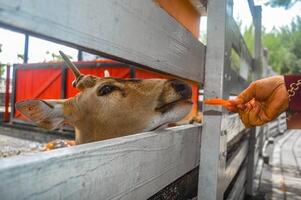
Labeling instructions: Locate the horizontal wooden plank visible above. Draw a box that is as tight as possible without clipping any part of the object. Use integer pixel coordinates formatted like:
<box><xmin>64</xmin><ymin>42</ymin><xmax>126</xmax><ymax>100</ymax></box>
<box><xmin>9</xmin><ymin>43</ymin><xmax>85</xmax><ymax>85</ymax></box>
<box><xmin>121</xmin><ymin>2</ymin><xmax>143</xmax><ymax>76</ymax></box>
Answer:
<box><xmin>0</xmin><ymin>0</ymin><xmax>205</xmax><ymax>82</ymax></box>
<box><xmin>226</xmin><ymin>164</ymin><xmax>247</xmax><ymax>200</ymax></box>
<box><xmin>224</xmin><ymin>139</ymin><xmax>249</xmax><ymax>190</ymax></box>
<box><xmin>228</xmin><ymin>16</ymin><xmax>253</xmax><ymax>70</ymax></box>
<box><xmin>0</xmin><ymin>125</ymin><xmax>201</xmax><ymax>200</ymax></box>
<box><xmin>224</xmin><ymin>114</ymin><xmax>246</xmax><ymax>144</ymax></box>
<box><xmin>225</xmin><ymin>67</ymin><xmax>250</xmax><ymax>95</ymax></box>
<box><xmin>238</xmin><ymin>187</ymin><xmax>246</xmax><ymax>200</ymax></box>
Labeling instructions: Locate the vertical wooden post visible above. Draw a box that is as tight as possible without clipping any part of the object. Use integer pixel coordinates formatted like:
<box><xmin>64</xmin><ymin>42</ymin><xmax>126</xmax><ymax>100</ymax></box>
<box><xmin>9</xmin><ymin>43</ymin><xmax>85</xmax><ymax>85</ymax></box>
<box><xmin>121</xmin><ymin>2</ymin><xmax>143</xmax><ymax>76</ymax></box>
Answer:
<box><xmin>4</xmin><ymin>64</ymin><xmax>10</xmax><ymax>122</ymax></box>
<box><xmin>77</xmin><ymin>50</ymin><xmax>83</xmax><ymax>61</ymax></box>
<box><xmin>24</xmin><ymin>34</ymin><xmax>29</xmax><ymax>64</ymax></box>
<box><xmin>253</xmin><ymin>6</ymin><xmax>262</xmax><ymax>80</ymax></box>
<box><xmin>198</xmin><ymin>0</ymin><xmax>230</xmax><ymax>199</ymax></box>
<box><xmin>246</xmin><ymin>5</ymin><xmax>262</xmax><ymax>196</ymax></box>
<box><xmin>246</xmin><ymin>128</ymin><xmax>257</xmax><ymax>196</ymax></box>
<box><xmin>60</xmin><ymin>67</ymin><xmax>67</xmax><ymax>99</ymax></box>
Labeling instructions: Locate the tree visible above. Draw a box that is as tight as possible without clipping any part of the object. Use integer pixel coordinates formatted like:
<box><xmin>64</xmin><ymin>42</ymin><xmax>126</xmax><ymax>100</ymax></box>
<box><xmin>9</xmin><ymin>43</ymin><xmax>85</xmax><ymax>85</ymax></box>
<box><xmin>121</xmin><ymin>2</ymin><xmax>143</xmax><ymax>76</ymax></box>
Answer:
<box><xmin>262</xmin><ymin>17</ymin><xmax>301</xmax><ymax>74</ymax></box>
<box><xmin>241</xmin><ymin>16</ymin><xmax>301</xmax><ymax>75</ymax></box>
<box><xmin>266</xmin><ymin>0</ymin><xmax>301</xmax><ymax>9</ymax></box>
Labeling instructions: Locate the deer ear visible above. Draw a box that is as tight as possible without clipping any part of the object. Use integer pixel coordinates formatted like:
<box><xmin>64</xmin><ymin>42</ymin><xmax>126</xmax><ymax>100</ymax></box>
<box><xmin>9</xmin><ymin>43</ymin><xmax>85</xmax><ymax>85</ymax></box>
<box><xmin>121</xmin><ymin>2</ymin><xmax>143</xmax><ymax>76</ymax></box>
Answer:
<box><xmin>15</xmin><ymin>100</ymin><xmax>66</xmax><ymax>130</ymax></box>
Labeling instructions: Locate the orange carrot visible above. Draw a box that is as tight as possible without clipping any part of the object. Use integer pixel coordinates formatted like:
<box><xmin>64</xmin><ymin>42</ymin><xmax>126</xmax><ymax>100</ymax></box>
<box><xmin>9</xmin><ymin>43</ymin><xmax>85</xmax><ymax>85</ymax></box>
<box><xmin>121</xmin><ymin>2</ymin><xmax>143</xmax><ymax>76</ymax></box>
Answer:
<box><xmin>204</xmin><ymin>98</ymin><xmax>232</xmax><ymax>107</ymax></box>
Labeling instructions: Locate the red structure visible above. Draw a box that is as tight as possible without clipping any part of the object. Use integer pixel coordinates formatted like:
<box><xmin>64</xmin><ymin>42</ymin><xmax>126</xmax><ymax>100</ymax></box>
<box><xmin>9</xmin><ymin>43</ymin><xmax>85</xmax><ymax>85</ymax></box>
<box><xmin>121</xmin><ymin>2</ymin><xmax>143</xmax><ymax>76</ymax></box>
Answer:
<box><xmin>12</xmin><ymin>60</ymin><xmax>199</xmax><ymax>123</ymax></box>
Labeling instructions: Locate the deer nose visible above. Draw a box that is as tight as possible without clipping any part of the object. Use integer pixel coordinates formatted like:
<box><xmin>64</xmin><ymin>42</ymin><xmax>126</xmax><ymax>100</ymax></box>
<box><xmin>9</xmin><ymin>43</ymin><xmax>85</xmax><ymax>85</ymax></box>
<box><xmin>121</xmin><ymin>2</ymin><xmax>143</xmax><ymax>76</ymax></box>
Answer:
<box><xmin>169</xmin><ymin>79</ymin><xmax>192</xmax><ymax>99</ymax></box>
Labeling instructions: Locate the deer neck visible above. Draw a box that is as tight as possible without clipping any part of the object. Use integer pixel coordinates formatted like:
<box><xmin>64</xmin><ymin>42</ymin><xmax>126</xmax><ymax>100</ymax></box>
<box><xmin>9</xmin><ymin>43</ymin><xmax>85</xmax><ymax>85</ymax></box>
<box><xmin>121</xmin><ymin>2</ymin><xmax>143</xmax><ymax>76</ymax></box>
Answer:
<box><xmin>74</xmin><ymin>126</ymin><xmax>96</xmax><ymax>144</ymax></box>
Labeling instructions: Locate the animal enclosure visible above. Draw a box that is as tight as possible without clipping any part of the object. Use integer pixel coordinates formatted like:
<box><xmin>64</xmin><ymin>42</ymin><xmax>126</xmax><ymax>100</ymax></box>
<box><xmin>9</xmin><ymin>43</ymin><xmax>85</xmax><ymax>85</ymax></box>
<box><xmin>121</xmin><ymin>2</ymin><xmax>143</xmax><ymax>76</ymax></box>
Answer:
<box><xmin>0</xmin><ymin>0</ymin><xmax>286</xmax><ymax>200</ymax></box>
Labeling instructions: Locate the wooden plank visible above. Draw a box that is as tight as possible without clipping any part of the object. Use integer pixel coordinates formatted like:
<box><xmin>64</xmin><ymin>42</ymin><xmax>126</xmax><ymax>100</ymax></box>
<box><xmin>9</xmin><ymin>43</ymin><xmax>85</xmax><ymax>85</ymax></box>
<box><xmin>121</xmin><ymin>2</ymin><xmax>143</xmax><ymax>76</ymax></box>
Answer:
<box><xmin>226</xmin><ymin>165</ymin><xmax>247</xmax><ymax>200</ymax></box>
<box><xmin>228</xmin><ymin>16</ymin><xmax>253</xmax><ymax>70</ymax></box>
<box><xmin>247</xmin><ymin>0</ymin><xmax>257</xmax><ymax>20</ymax></box>
<box><xmin>198</xmin><ymin>0</ymin><xmax>229</xmax><ymax>199</ymax></box>
<box><xmin>0</xmin><ymin>0</ymin><xmax>205</xmax><ymax>82</ymax></box>
<box><xmin>253</xmin><ymin>6</ymin><xmax>262</xmax><ymax>79</ymax></box>
<box><xmin>224</xmin><ymin>139</ymin><xmax>249</xmax><ymax>190</ymax></box>
<box><xmin>226</xmin><ymin>67</ymin><xmax>250</xmax><ymax>95</ymax></box>
<box><xmin>0</xmin><ymin>125</ymin><xmax>201</xmax><ymax>200</ymax></box>
<box><xmin>246</xmin><ymin>128</ymin><xmax>257</xmax><ymax>195</ymax></box>
<box><xmin>238</xmin><ymin>187</ymin><xmax>246</xmax><ymax>200</ymax></box>
<box><xmin>223</xmin><ymin>17</ymin><xmax>253</xmax><ymax>96</ymax></box>
<box><xmin>225</xmin><ymin>114</ymin><xmax>246</xmax><ymax>144</ymax></box>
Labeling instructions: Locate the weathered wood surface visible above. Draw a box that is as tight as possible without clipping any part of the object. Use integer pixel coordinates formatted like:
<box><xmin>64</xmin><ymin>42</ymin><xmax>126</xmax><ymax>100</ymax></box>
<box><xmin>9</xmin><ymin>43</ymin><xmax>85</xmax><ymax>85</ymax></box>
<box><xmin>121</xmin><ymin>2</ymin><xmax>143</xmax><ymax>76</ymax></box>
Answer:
<box><xmin>224</xmin><ymin>139</ymin><xmax>249</xmax><ymax>190</ymax></box>
<box><xmin>198</xmin><ymin>0</ymin><xmax>231</xmax><ymax>199</ymax></box>
<box><xmin>225</xmin><ymin>114</ymin><xmax>246</xmax><ymax>144</ymax></box>
<box><xmin>225</xmin><ymin>66</ymin><xmax>250</xmax><ymax>95</ymax></box>
<box><xmin>0</xmin><ymin>0</ymin><xmax>205</xmax><ymax>82</ymax></box>
<box><xmin>228</xmin><ymin>16</ymin><xmax>253</xmax><ymax>71</ymax></box>
<box><xmin>0</xmin><ymin>125</ymin><xmax>201</xmax><ymax>200</ymax></box>
<box><xmin>226</xmin><ymin>165</ymin><xmax>247</xmax><ymax>200</ymax></box>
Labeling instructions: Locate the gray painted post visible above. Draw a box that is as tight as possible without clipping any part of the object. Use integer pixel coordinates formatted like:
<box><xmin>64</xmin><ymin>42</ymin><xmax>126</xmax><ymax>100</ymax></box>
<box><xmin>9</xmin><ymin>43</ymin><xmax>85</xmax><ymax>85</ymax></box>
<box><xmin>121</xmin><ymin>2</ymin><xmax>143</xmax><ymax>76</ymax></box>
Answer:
<box><xmin>198</xmin><ymin>0</ymin><xmax>230</xmax><ymax>199</ymax></box>
<box><xmin>23</xmin><ymin>33</ymin><xmax>29</xmax><ymax>64</ymax></box>
<box><xmin>253</xmin><ymin>6</ymin><xmax>262</xmax><ymax>80</ymax></box>
<box><xmin>246</xmin><ymin>128</ymin><xmax>257</xmax><ymax>196</ymax></box>
<box><xmin>246</xmin><ymin>5</ymin><xmax>262</xmax><ymax>196</ymax></box>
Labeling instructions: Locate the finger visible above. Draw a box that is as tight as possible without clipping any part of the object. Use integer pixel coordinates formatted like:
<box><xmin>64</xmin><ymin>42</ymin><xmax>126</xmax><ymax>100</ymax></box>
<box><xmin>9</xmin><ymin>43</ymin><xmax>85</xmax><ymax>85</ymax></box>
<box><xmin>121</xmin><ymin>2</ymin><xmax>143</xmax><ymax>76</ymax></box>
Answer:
<box><xmin>245</xmin><ymin>101</ymin><xmax>253</xmax><ymax>110</ymax></box>
<box><xmin>229</xmin><ymin>98</ymin><xmax>243</xmax><ymax>106</ymax></box>
<box><xmin>228</xmin><ymin>99</ymin><xmax>246</xmax><ymax>111</ymax></box>
<box><xmin>238</xmin><ymin>108</ymin><xmax>252</xmax><ymax>128</ymax></box>
<box><xmin>260</xmin><ymin>83</ymin><xmax>289</xmax><ymax>123</ymax></box>
<box><xmin>225</xmin><ymin>105</ymin><xmax>238</xmax><ymax>112</ymax></box>
<box><xmin>237</xmin><ymin>82</ymin><xmax>256</xmax><ymax>104</ymax></box>
<box><xmin>248</xmin><ymin>102</ymin><xmax>264</xmax><ymax>126</ymax></box>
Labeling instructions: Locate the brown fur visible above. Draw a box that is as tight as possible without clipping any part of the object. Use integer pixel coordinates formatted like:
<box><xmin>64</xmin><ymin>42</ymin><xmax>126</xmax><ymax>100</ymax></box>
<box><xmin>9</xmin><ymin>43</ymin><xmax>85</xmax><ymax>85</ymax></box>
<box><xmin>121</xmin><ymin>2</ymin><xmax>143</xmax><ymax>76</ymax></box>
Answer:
<box><xmin>16</xmin><ymin>76</ymin><xmax>193</xmax><ymax>145</ymax></box>
<box><xmin>16</xmin><ymin>51</ymin><xmax>194</xmax><ymax>146</ymax></box>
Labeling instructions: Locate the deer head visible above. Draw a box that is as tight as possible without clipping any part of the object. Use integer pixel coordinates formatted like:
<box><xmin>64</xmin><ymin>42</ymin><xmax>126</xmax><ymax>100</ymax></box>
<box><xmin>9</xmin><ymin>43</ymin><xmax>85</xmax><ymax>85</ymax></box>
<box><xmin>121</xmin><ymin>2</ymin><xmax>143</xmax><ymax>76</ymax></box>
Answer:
<box><xmin>16</xmin><ymin>51</ymin><xmax>193</xmax><ymax>144</ymax></box>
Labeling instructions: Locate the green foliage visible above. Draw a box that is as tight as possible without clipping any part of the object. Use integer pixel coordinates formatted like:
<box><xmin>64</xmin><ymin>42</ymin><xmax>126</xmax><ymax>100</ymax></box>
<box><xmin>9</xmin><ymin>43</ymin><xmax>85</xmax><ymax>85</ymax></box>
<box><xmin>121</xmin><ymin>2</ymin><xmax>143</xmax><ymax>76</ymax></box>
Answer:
<box><xmin>266</xmin><ymin>0</ymin><xmax>300</xmax><ymax>9</ymax></box>
<box><xmin>243</xmin><ymin>25</ymin><xmax>255</xmax><ymax>56</ymax></box>
<box><xmin>262</xmin><ymin>17</ymin><xmax>301</xmax><ymax>74</ymax></box>
<box><xmin>242</xmin><ymin>16</ymin><xmax>301</xmax><ymax>75</ymax></box>
<box><xmin>231</xmin><ymin>48</ymin><xmax>240</xmax><ymax>72</ymax></box>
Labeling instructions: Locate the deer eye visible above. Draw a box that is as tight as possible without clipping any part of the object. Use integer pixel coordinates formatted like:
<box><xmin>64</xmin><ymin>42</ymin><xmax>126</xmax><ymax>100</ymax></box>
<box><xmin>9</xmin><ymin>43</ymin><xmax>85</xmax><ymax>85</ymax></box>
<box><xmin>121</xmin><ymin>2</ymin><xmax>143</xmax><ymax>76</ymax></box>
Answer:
<box><xmin>97</xmin><ymin>85</ymin><xmax>116</xmax><ymax>96</ymax></box>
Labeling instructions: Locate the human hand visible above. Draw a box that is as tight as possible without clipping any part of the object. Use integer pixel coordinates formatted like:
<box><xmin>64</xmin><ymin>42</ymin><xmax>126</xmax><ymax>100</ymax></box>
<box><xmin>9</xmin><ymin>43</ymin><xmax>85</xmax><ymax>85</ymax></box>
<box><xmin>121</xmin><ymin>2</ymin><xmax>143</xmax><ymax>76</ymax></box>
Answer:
<box><xmin>227</xmin><ymin>76</ymin><xmax>289</xmax><ymax>127</ymax></box>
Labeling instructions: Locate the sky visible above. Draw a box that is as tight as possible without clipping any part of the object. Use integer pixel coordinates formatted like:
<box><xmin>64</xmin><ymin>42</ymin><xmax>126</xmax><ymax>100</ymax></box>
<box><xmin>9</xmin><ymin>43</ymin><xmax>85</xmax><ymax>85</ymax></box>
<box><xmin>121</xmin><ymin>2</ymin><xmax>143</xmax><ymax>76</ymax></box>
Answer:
<box><xmin>0</xmin><ymin>1</ymin><xmax>300</xmax><ymax>66</ymax></box>
<box><xmin>258</xmin><ymin>0</ymin><xmax>301</xmax><ymax>31</ymax></box>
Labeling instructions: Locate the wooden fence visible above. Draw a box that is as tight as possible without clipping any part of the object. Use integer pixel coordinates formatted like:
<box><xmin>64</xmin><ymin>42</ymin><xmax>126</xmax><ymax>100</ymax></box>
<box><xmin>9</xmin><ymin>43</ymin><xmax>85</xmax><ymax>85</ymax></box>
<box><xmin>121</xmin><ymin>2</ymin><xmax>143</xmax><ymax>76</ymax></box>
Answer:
<box><xmin>0</xmin><ymin>0</ymin><xmax>287</xmax><ymax>200</ymax></box>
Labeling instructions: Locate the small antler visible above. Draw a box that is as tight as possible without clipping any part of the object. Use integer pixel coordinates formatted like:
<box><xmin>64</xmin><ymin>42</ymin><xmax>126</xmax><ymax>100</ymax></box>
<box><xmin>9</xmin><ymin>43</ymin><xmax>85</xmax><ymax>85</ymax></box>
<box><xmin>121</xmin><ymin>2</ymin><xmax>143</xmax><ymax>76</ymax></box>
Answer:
<box><xmin>59</xmin><ymin>50</ymin><xmax>83</xmax><ymax>87</ymax></box>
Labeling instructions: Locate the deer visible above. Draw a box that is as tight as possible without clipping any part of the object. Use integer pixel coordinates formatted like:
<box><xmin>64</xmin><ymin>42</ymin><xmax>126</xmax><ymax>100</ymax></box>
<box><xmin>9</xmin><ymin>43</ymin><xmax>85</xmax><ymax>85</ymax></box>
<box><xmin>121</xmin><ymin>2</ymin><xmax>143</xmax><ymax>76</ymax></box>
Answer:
<box><xmin>16</xmin><ymin>51</ymin><xmax>196</xmax><ymax>150</ymax></box>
